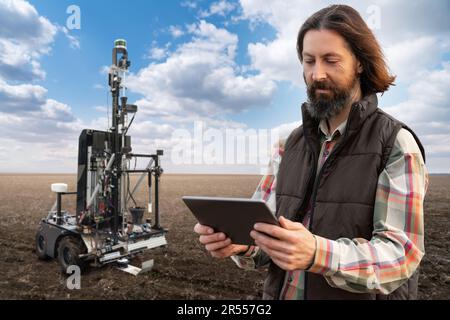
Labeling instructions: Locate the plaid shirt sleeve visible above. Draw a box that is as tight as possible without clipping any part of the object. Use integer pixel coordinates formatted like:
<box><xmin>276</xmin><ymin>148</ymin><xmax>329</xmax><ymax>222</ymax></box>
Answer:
<box><xmin>231</xmin><ymin>139</ymin><xmax>285</xmax><ymax>270</ymax></box>
<box><xmin>307</xmin><ymin>129</ymin><xmax>429</xmax><ymax>294</ymax></box>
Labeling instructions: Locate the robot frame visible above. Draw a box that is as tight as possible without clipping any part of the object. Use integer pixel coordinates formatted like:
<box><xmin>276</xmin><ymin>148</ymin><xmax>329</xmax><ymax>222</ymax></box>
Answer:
<box><xmin>35</xmin><ymin>39</ymin><xmax>167</xmax><ymax>275</ymax></box>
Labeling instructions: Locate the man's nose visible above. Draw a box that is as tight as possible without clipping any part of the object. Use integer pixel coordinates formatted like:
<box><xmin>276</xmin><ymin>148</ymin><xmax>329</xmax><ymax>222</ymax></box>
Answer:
<box><xmin>312</xmin><ymin>62</ymin><xmax>327</xmax><ymax>82</ymax></box>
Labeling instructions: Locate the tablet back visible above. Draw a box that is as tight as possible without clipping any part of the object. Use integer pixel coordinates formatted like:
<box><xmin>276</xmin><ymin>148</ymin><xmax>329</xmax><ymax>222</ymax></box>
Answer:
<box><xmin>182</xmin><ymin>196</ymin><xmax>279</xmax><ymax>245</ymax></box>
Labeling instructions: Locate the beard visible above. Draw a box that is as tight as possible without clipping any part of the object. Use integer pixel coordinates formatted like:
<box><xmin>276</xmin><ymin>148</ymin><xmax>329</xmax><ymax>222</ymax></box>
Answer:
<box><xmin>304</xmin><ymin>74</ymin><xmax>358</xmax><ymax>121</ymax></box>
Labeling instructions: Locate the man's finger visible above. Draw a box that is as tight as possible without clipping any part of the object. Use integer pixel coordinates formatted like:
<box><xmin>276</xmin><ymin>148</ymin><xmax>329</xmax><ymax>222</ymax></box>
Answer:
<box><xmin>194</xmin><ymin>223</ymin><xmax>214</xmax><ymax>235</ymax></box>
<box><xmin>205</xmin><ymin>238</ymin><xmax>232</xmax><ymax>251</ymax></box>
<box><xmin>250</xmin><ymin>230</ymin><xmax>293</xmax><ymax>254</ymax></box>
<box><xmin>253</xmin><ymin>222</ymin><xmax>292</xmax><ymax>241</ymax></box>
<box><xmin>199</xmin><ymin>232</ymin><xmax>226</xmax><ymax>245</ymax></box>
<box><xmin>278</xmin><ymin>216</ymin><xmax>304</xmax><ymax>231</ymax></box>
<box><xmin>210</xmin><ymin>245</ymin><xmax>234</xmax><ymax>258</ymax></box>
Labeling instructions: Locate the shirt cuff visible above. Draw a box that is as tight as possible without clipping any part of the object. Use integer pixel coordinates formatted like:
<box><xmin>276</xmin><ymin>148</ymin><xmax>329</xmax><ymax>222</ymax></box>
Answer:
<box><xmin>236</xmin><ymin>245</ymin><xmax>257</xmax><ymax>257</ymax></box>
<box><xmin>306</xmin><ymin>235</ymin><xmax>339</xmax><ymax>276</ymax></box>
<box><xmin>230</xmin><ymin>246</ymin><xmax>260</xmax><ymax>270</ymax></box>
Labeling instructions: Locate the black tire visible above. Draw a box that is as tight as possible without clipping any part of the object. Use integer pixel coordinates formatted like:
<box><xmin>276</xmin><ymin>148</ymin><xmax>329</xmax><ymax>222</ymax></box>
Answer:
<box><xmin>57</xmin><ymin>236</ymin><xmax>87</xmax><ymax>273</ymax></box>
<box><xmin>35</xmin><ymin>229</ymin><xmax>50</xmax><ymax>260</ymax></box>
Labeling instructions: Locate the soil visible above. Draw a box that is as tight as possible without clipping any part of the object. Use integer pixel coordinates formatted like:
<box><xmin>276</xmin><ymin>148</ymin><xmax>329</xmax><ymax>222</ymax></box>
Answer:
<box><xmin>0</xmin><ymin>174</ymin><xmax>448</xmax><ymax>299</ymax></box>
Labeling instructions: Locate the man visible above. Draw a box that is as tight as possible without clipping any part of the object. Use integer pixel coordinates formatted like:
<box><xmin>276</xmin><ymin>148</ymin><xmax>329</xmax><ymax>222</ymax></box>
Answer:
<box><xmin>194</xmin><ymin>5</ymin><xmax>428</xmax><ymax>300</ymax></box>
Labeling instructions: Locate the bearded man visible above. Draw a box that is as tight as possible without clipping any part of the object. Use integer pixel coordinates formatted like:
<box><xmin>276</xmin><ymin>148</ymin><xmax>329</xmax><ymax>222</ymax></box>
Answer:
<box><xmin>194</xmin><ymin>4</ymin><xmax>428</xmax><ymax>300</ymax></box>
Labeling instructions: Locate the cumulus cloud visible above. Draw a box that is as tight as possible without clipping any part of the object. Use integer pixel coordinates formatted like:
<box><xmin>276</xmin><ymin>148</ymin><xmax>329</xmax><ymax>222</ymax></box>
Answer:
<box><xmin>148</xmin><ymin>46</ymin><xmax>168</xmax><ymax>60</ymax></box>
<box><xmin>0</xmin><ymin>79</ymin><xmax>47</xmax><ymax>112</ymax></box>
<box><xmin>61</xmin><ymin>26</ymin><xmax>80</xmax><ymax>49</ymax></box>
<box><xmin>248</xmin><ymin>36</ymin><xmax>301</xmax><ymax>85</ymax></box>
<box><xmin>146</xmin><ymin>39</ymin><xmax>172</xmax><ymax>61</ymax></box>
<box><xmin>0</xmin><ymin>78</ymin><xmax>76</xmax><ymax>123</ymax></box>
<box><xmin>382</xmin><ymin>62</ymin><xmax>450</xmax><ymax>160</ymax></box>
<box><xmin>169</xmin><ymin>25</ymin><xmax>184</xmax><ymax>38</ymax></box>
<box><xmin>385</xmin><ymin>63</ymin><xmax>450</xmax><ymax>124</ymax></box>
<box><xmin>0</xmin><ymin>0</ymin><xmax>57</xmax><ymax>43</ymax></box>
<box><xmin>0</xmin><ymin>0</ymin><xmax>84</xmax><ymax>173</ymax></box>
<box><xmin>39</xmin><ymin>99</ymin><xmax>75</xmax><ymax>122</ymax></box>
<box><xmin>0</xmin><ymin>0</ymin><xmax>58</xmax><ymax>81</ymax></box>
<box><xmin>0</xmin><ymin>110</ymin><xmax>80</xmax><ymax>143</ymax></box>
<box><xmin>181</xmin><ymin>1</ymin><xmax>197</xmax><ymax>9</ymax></box>
<box><xmin>127</xmin><ymin>20</ymin><xmax>276</xmax><ymax>120</ymax></box>
<box><xmin>200</xmin><ymin>0</ymin><xmax>237</xmax><ymax>18</ymax></box>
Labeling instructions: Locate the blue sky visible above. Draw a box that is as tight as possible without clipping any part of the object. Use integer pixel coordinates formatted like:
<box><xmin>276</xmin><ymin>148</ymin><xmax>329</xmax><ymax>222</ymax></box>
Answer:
<box><xmin>32</xmin><ymin>0</ymin><xmax>285</xmax><ymax>128</ymax></box>
<box><xmin>0</xmin><ymin>0</ymin><xmax>449</xmax><ymax>173</ymax></box>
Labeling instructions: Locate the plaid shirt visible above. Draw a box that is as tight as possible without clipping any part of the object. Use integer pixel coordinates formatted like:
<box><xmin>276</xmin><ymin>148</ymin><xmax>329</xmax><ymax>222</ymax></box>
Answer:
<box><xmin>231</xmin><ymin>119</ymin><xmax>428</xmax><ymax>299</ymax></box>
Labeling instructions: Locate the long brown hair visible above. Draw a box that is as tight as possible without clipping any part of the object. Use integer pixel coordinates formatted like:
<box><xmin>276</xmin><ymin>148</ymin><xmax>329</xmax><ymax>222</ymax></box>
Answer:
<box><xmin>297</xmin><ymin>5</ymin><xmax>395</xmax><ymax>95</ymax></box>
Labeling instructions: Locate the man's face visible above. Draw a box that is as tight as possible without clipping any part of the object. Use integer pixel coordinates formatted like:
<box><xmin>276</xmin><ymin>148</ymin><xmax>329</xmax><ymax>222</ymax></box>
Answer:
<box><xmin>302</xmin><ymin>29</ymin><xmax>361</xmax><ymax>120</ymax></box>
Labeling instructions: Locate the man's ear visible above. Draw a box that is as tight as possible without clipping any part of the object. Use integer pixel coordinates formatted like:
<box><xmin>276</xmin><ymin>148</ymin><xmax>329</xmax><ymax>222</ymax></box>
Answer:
<box><xmin>356</xmin><ymin>60</ymin><xmax>363</xmax><ymax>74</ymax></box>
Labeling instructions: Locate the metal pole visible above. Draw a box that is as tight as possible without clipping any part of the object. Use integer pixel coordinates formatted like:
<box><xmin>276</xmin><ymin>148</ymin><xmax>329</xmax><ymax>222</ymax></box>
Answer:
<box><xmin>112</xmin><ymin>90</ymin><xmax>121</xmax><ymax>240</ymax></box>
<box><xmin>57</xmin><ymin>193</ymin><xmax>62</xmax><ymax>224</ymax></box>
<box><xmin>154</xmin><ymin>156</ymin><xmax>160</xmax><ymax>229</ymax></box>
<box><xmin>111</xmin><ymin>55</ymin><xmax>121</xmax><ymax>241</ymax></box>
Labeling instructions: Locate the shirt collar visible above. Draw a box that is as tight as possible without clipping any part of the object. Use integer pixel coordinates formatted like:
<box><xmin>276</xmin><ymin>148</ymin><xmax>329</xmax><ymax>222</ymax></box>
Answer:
<box><xmin>318</xmin><ymin>118</ymin><xmax>348</xmax><ymax>140</ymax></box>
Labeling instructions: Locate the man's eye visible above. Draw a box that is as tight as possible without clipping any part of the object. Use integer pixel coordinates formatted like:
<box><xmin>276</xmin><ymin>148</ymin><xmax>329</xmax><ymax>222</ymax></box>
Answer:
<box><xmin>326</xmin><ymin>60</ymin><xmax>338</xmax><ymax>64</ymax></box>
<box><xmin>304</xmin><ymin>60</ymin><xmax>314</xmax><ymax>64</ymax></box>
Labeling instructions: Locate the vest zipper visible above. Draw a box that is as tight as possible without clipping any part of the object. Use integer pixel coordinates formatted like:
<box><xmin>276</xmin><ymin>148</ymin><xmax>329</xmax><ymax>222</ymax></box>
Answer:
<box><xmin>301</xmin><ymin>128</ymin><xmax>318</xmax><ymax>301</ymax></box>
<box><xmin>302</xmin><ymin>103</ymin><xmax>357</xmax><ymax>300</ymax></box>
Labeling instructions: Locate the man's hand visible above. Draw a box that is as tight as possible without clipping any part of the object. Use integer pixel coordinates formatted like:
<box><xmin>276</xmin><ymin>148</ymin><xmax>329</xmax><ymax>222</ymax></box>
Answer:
<box><xmin>250</xmin><ymin>216</ymin><xmax>316</xmax><ymax>271</ymax></box>
<box><xmin>194</xmin><ymin>223</ymin><xmax>249</xmax><ymax>258</ymax></box>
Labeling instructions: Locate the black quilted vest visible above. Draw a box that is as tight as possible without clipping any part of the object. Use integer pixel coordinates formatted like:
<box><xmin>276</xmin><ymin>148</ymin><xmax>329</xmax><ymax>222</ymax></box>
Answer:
<box><xmin>262</xmin><ymin>94</ymin><xmax>425</xmax><ymax>300</ymax></box>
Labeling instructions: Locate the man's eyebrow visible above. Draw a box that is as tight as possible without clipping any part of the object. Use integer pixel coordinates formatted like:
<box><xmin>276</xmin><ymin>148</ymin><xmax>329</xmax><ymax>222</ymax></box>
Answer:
<box><xmin>322</xmin><ymin>52</ymin><xmax>343</xmax><ymax>59</ymax></box>
<box><xmin>302</xmin><ymin>52</ymin><xmax>343</xmax><ymax>59</ymax></box>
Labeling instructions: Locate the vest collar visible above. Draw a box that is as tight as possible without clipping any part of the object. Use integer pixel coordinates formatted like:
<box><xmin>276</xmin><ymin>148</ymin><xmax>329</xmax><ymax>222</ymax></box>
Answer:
<box><xmin>319</xmin><ymin>118</ymin><xmax>348</xmax><ymax>140</ymax></box>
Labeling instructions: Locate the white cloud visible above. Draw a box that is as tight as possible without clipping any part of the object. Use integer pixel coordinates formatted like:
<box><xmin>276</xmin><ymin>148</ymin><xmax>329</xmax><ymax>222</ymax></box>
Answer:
<box><xmin>200</xmin><ymin>0</ymin><xmax>237</xmax><ymax>18</ymax></box>
<box><xmin>39</xmin><ymin>99</ymin><xmax>75</xmax><ymax>122</ymax></box>
<box><xmin>239</xmin><ymin>0</ymin><xmax>318</xmax><ymax>86</ymax></box>
<box><xmin>127</xmin><ymin>20</ymin><xmax>276</xmax><ymax>119</ymax></box>
<box><xmin>0</xmin><ymin>78</ymin><xmax>47</xmax><ymax>112</ymax></box>
<box><xmin>0</xmin><ymin>0</ymin><xmax>85</xmax><ymax>173</ymax></box>
<box><xmin>61</xmin><ymin>26</ymin><xmax>80</xmax><ymax>49</ymax></box>
<box><xmin>149</xmin><ymin>47</ymin><xmax>167</xmax><ymax>60</ymax></box>
<box><xmin>0</xmin><ymin>38</ymin><xmax>48</xmax><ymax>81</ymax></box>
<box><xmin>0</xmin><ymin>111</ymin><xmax>79</xmax><ymax>143</ymax></box>
<box><xmin>0</xmin><ymin>0</ymin><xmax>57</xmax><ymax>43</ymax></box>
<box><xmin>384</xmin><ymin>36</ymin><xmax>449</xmax><ymax>83</ymax></box>
<box><xmin>248</xmin><ymin>36</ymin><xmax>301</xmax><ymax>85</ymax></box>
<box><xmin>128</xmin><ymin>120</ymin><xmax>175</xmax><ymax>140</ymax></box>
<box><xmin>0</xmin><ymin>78</ymin><xmax>76</xmax><ymax>122</ymax></box>
<box><xmin>169</xmin><ymin>25</ymin><xmax>184</xmax><ymax>38</ymax></box>
<box><xmin>0</xmin><ymin>0</ymin><xmax>58</xmax><ymax>81</ymax></box>
<box><xmin>383</xmin><ymin>62</ymin><xmax>450</xmax><ymax>160</ymax></box>
<box><xmin>181</xmin><ymin>1</ymin><xmax>197</xmax><ymax>9</ymax></box>
<box><xmin>384</xmin><ymin>62</ymin><xmax>450</xmax><ymax>124</ymax></box>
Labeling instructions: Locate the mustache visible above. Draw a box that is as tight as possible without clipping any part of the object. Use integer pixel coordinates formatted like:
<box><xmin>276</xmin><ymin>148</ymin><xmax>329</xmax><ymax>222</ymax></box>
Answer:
<box><xmin>308</xmin><ymin>81</ymin><xmax>336</xmax><ymax>91</ymax></box>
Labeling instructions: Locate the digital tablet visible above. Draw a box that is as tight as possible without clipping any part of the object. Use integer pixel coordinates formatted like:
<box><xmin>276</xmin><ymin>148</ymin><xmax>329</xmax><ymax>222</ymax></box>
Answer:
<box><xmin>182</xmin><ymin>196</ymin><xmax>279</xmax><ymax>245</ymax></box>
